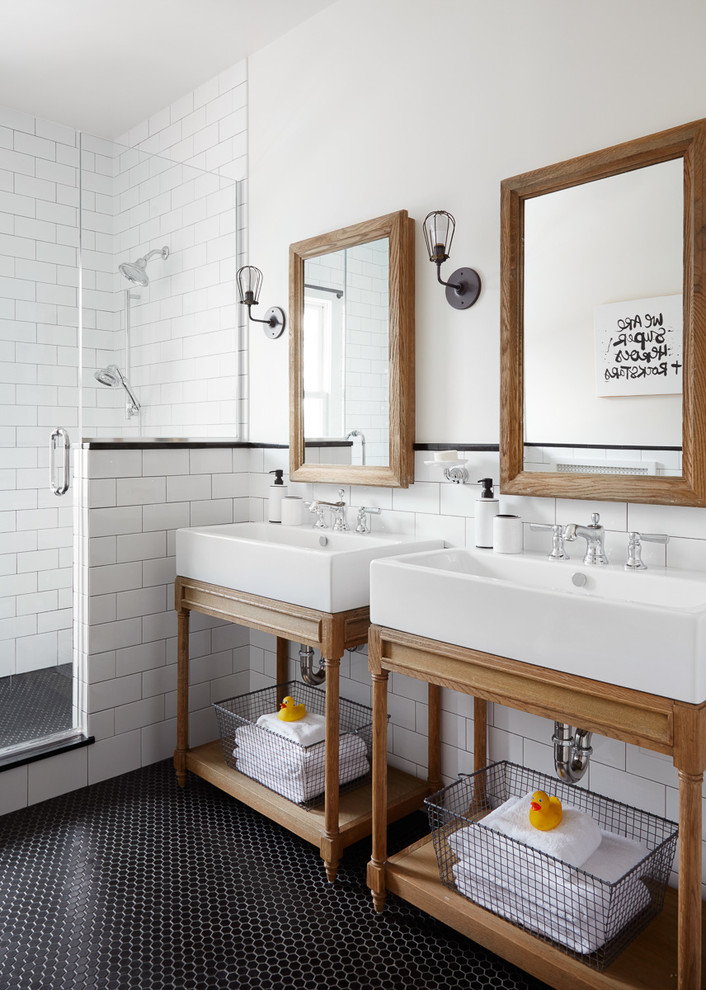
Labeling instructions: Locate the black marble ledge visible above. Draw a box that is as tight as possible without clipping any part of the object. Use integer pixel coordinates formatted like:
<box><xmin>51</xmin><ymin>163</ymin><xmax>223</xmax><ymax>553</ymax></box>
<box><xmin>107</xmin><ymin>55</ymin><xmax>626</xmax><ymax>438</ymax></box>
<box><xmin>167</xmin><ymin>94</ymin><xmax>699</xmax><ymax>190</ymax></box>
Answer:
<box><xmin>81</xmin><ymin>439</ymin><xmax>503</xmax><ymax>452</ymax></box>
<box><xmin>81</xmin><ymin>438</ymin><xmax>353</xmax><ymax>450</ymax></box>
<box><xmin>414</xmin><ymin>442</ymin><xmax>500</xmax><ymax>451</ymax></box>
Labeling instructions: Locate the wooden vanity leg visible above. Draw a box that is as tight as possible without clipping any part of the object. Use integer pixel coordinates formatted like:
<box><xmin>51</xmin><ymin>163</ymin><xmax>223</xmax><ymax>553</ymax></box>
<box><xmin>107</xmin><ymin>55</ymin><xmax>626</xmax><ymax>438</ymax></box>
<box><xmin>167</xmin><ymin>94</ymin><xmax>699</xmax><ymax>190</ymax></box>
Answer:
<box><xmin>275</xmin><ymin>636</ymin><xmax>288</xmax><ymax>706</ymax></box>
<box><xmin>367</xmin><ymin>667</ymin><xmax>389</xmax><ymax>912</ymax></box>
<box><xmin>428</xmin><ymin>683</ymin><xmax>442</xmax><ymax>794</ymax></box>
<box><xmin>674</xmin><ymin>702</ymin><xmax>705</xmax><ymax>990</ymax></box>
<box><xmin>473</xmin><ymin>697</ymin><xmax>488</xmax><ymax>771</ymax></box>
<box><xmin>322</xmin><ymin>654</ymin><xmax>341</xmax><ymax>883</ymax></box>
<box><xmin>677</xmin><ymin>767</ymin><xmax>703</xmax><ymax>990</ymax></box>
<box><xmin>174</xmin><ymin>601</ymin><xmax>190</xmax><ymax>787</ymax></box>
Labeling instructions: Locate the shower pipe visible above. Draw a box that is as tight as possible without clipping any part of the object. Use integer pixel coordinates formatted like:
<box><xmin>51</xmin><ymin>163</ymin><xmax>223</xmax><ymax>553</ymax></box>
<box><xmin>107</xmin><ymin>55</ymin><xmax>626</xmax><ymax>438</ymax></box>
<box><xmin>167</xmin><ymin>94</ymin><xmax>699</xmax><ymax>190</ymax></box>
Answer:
<box><xmin>304</xmin><ymin>282</ymin><xmax>344</xmax><ymax>299</ymax></box>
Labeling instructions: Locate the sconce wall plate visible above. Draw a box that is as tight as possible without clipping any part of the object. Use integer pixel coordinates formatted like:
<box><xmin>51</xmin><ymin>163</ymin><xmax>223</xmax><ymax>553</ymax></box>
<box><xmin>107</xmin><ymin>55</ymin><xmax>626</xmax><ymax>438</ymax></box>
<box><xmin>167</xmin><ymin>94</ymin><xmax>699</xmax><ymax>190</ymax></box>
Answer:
<box><xmin>446</xmin><ymin>267</ymin><xmax>481</xmax><ymax>310</ymax></box>
<box><xmin>263</xmin><ymin>307</ymin><xmax>286</xmax><ymax>339</ymax></box>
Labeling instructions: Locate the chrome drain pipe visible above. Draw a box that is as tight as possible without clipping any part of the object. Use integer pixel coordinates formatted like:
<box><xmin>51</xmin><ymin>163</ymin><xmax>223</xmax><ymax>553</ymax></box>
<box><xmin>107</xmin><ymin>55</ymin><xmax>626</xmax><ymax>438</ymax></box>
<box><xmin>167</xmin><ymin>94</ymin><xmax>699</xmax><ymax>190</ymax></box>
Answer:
<box><xmin>299</xmin><ymin>644</ymin><xmax>326</xmax><ymax>685</ymax></box>
<box><xmin>553</xmin><ymin>721</ymin><xmax>593</xmax><ymax>783</ymax></box>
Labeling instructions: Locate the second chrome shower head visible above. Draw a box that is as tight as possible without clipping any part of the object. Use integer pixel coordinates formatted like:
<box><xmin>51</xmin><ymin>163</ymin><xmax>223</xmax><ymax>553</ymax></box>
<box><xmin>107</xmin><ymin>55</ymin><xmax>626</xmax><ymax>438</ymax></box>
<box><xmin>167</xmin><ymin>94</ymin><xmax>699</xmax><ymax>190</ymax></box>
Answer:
<box><xmin>94</xmin><ymin>364</ymin><xmax>140</xmax><ymax>418</ymax></box>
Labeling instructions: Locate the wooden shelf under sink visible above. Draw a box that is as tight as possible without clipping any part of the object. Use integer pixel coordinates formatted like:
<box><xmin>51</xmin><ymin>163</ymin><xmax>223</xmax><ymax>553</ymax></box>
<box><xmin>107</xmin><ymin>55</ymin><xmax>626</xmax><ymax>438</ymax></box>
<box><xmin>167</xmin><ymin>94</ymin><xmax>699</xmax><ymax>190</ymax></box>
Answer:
<box><xmin>384</xmin><ymin>833</ymin><xmax>704</xmax><ymax>990</ymax></box>
<box><xmin>187</xmin><ymin>740</ymin><xmax>430</xmax><ymax>850</ymax></box>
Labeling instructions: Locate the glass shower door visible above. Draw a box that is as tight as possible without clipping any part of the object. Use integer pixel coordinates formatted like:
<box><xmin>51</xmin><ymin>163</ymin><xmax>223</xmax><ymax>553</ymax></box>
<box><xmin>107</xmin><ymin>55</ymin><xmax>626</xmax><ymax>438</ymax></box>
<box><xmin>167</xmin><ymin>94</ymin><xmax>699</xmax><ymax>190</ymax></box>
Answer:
<box><xmin>0</xmin><ymin>119</ymin><xmax>83</xmax><ymax>764</ymax></box>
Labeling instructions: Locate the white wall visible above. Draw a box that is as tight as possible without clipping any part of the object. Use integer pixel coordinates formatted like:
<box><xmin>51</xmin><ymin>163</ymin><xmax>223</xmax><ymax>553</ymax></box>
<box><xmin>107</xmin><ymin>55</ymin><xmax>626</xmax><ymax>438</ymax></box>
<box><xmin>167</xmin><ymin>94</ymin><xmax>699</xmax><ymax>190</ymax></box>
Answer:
<box><xmin>247</xmin><ymin>0</ymin><xmax>706</xmax><ymax>443</ymax></box>
<box><xmin>247</xmin><ymin>0</ymin><xmax>706</xmax><ymax>893</ymax></box>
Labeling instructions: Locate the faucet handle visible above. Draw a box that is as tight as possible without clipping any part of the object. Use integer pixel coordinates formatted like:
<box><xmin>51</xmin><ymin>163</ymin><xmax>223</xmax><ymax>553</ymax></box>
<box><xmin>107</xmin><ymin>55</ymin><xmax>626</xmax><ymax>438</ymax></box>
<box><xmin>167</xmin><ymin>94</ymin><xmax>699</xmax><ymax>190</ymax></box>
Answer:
<box><xmin>590</xmin><ymin>512</ymin><xmax>601</xmax><ymax>527</ymax></box>
<box><xmin>355</xmin><ymin>506</ymin><xmax>381</xmax><ymax>534</ymax></box>
<box><xmin>305</xmin><ymin>500</ymin><xmax>327</xmax><ymax>529</ymax></box>
<box><xmin>529</xmin><ymin>523</ymin><xmax>570</xmax><ymax>560</ymax></box>
<box><xmin>624</xmin><ymin>531</ymin><xmax>669</xmax><ymax>571</ymax></box>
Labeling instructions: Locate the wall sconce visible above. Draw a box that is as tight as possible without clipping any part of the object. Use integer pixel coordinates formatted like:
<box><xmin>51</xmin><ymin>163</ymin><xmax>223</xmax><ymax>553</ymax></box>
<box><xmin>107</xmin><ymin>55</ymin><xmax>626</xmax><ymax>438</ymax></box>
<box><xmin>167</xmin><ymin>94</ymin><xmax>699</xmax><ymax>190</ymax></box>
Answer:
<box><xmin>422</xmin><ymin>210</ymin><xmax>481</xmax><ymax>310</ymax></box>
<box><xmin>236</xmin><ymin>265</ymin><xmax>286</xmax><ymax>339</ymax></box>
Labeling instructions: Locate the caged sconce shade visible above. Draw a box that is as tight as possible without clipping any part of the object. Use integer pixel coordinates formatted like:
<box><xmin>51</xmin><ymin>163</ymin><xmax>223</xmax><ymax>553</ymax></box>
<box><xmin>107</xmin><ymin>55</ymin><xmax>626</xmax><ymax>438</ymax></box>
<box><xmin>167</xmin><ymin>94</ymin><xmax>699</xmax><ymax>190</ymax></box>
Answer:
<box><xmin>236</xmin><ymin>265</ymin><xmax>286</xmax><ymax>338</ymax></box>
<box><xmin>422</xmin><ymin>210</ymin><xmax>481</xmax><ymax>310</ymax></box>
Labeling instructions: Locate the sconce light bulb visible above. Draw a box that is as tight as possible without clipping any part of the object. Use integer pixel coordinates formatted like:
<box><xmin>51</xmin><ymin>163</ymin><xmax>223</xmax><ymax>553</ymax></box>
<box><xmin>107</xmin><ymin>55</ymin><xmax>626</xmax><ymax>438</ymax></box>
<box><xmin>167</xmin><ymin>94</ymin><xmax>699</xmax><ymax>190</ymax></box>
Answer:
<box><xmin>432</xmin><ymin>244</ymin><xmax>448</xmax><ymax>263</ymax></box>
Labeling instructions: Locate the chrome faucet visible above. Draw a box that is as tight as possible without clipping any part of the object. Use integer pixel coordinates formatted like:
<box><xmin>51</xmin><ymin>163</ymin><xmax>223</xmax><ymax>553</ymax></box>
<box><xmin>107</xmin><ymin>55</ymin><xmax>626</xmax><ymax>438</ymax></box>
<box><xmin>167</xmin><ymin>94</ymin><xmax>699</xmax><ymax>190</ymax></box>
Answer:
<box><xmin>564</xmin><ymin>512</ymin><xmax>608</xmax><ymax>565</ymax></box>
<box><xmin>306</xmin><ymin>489</ymin><xmax>348</xmax><ymax>531</ymax></box>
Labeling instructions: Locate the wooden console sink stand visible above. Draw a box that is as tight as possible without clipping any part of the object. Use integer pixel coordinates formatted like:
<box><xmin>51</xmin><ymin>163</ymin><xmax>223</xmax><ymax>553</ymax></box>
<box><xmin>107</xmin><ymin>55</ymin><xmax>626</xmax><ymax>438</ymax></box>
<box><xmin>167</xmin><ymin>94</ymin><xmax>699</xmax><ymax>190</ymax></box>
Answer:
<box><xmin>367</xmin><ymin>624</ymin><xmax>706</xmax><ymax>990</ymax></box>
<box><xmin>173</xmin><ymin>576</ymin><xmax>429</xmax><ymax>882</ymax></box>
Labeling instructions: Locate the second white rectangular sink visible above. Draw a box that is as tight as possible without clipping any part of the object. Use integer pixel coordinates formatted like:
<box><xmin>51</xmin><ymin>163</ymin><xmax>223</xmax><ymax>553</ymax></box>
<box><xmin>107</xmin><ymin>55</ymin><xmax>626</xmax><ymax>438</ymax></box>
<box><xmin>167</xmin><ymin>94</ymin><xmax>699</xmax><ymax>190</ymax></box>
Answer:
<box><xmin>370</xmin><ymin>548</ymin><xmax>706</xmax><ymax>703</ymax></box>
<box><xmin>176</xmin><ymin>522</ymin><xmax>443</xmax><ymax>613</ymax></box>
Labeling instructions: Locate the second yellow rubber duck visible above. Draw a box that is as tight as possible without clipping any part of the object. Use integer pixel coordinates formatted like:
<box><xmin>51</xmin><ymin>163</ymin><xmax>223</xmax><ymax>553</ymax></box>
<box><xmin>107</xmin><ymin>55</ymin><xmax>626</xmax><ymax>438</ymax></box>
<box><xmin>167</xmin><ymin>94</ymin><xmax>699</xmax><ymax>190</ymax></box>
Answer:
<box><xmin>529</xmin><ymin>790</ymin><xmax>563</xmax><ymax>831</ymax></box>
<box><xmin>278</xmin><ymin>696</ymin><xmax>306</xmax><ymax>721</ymax></box>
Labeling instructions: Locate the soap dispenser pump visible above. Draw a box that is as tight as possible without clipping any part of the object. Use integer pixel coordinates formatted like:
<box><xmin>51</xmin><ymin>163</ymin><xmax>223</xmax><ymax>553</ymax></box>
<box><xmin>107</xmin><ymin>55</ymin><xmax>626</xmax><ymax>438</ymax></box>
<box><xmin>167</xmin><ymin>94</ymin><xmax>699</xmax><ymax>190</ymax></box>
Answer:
<box><xmin>475</xmin><ymin>477</ymin><xmax>499</xmax><ymax>549</ymax></box>
<box><xmin>268</xmin><ymin>469</ymin><xmax>287</xmax><ymax>523</ymax></box>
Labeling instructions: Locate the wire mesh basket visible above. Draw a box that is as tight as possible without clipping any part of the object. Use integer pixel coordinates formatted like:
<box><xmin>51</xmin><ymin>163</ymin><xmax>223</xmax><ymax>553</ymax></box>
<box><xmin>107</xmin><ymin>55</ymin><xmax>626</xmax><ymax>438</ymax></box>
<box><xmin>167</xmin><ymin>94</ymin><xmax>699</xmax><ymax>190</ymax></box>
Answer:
<box><xmin>214</xmin><ymin>681</ymin><xmax>374</xmax><ymax>809</ymax></box>
<box><xmin>425</xmin><ymin>761</ymin><xmax>678</xmax><ymax>971</ymax></box>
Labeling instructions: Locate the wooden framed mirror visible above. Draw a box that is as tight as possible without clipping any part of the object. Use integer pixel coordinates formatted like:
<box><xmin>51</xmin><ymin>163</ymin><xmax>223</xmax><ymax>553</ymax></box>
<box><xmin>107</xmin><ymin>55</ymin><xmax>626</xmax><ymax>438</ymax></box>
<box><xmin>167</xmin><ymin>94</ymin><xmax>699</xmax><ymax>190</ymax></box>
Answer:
<box><xmin>289</xmin><ymin>209</ymin><xmax>415</xmax><ymax>488</ymax></box>
<box><xmin>500</xmin><ymin>117</ymin><xmax>706</xmax><ymax>505</ymax></box>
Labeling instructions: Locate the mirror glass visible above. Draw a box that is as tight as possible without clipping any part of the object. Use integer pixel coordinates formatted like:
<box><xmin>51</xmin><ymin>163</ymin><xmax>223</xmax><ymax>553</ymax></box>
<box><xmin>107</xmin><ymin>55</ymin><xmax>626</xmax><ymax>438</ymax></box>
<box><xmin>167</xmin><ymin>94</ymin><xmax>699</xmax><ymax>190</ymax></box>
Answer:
<box><xmin>302</xmin><ymin>237</ymin><xmax>390</xmax><ymax>467</ymax></box>
<box><xmin>500</xmin><ymin>117</ymin><xmax>706</xmax><ymax>506</ymax></box>
<box><xmin>289</xmin><ymin>210</ymin><xmax>414</xmax><ymax>489</ymax></box>
<box><xmin>523</xmin><ymin>159</ymin><xmax>683</xmax><ymax>477</ymax></box>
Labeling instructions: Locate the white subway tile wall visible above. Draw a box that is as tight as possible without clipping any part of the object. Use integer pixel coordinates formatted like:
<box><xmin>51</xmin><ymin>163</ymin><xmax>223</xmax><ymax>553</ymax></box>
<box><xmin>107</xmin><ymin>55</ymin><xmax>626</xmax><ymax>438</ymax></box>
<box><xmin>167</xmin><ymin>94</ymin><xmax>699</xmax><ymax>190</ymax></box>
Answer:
<box><xmin>82</xmin><ymin>101</ymin><xmax>245</xmax><ymax>439</ymax></box>
<box><xmin>0</xmin><ymin>106</ymin><xmax>79</xmax><ymax>680</ymax></box>
<box><xmin>1</xmin><ymin>62</ymin><xmax>248</xmax><ymax>677</ymax></box>
<box><xmin>74</xmin><ymin>444</ymin><xmax>252</xmax><ymax>791</ymax></box>
<box><xmin>344</xmin><ymin>237</ymin><xmax>389</xmax><ymax>465</ymax></box>
<box><xmin>111</xmin><ymin>60</ymin><xmax>248</xmax><ymax>440</ymax></box>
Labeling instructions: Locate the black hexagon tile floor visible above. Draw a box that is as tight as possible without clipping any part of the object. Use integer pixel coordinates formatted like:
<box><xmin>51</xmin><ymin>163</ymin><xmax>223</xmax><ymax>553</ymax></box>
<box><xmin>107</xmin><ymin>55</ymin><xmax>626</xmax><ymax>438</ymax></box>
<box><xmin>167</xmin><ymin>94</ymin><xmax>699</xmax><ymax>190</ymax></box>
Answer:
<box><xmin>0</xmin><ymin>759</ymin><xmax>550</xmax><ymax>990</ymax></box>
<box><xmin>0</xmin><ymin>663</ymin><xmax>73</xmax><ymax>749</ymax></box>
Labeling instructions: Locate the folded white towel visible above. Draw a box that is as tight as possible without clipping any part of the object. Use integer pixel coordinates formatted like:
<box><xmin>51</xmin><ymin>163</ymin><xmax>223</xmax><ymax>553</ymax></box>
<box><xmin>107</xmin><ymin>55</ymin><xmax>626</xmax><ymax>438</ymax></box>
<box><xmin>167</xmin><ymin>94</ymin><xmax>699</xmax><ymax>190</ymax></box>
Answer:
<box><xmin>451</xmin><ymin>793</ymin><xmax>602</xmax><ymax>867</ymax></box>
<box><xmin>580</xmin><ymin>830</ymin><xmax>648</xmax><ymax>883</ymax></box>
<box><xmin>449</xmin><ymin>821</ymin><xmax>650</xmax><ymax>954</ymax></box>
<box><xmin>233</xmin><ymin>724</ymin><xmax>369</xmax><ymax>803</ymax></box>
<box><xmin>255</xmin><ymin>710</ymin><xmax>326</xmax><ymax>746</ymax></box>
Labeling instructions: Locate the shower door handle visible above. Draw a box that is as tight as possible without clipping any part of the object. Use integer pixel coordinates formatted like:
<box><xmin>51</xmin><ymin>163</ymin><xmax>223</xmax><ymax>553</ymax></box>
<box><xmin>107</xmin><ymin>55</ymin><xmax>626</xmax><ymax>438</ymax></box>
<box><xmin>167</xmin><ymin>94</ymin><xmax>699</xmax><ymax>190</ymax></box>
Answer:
<box><xmin>50</xmin><ymin>428</ymin><xmax>71</xmax><ymax>496</ymax></box>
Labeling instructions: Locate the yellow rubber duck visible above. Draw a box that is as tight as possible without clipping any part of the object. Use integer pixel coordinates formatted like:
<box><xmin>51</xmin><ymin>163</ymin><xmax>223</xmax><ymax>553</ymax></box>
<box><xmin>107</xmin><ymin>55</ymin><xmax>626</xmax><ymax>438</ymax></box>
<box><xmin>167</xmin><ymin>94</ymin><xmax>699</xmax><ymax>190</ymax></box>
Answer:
<box><xmin>278</xmin><ymin>696</ymin><xmax>306</xmax><ymax>722</ymax></box>
<box><xmin>529</xmin><ymin>790</ymin><xmax>563</xmax><ymax>831</ymax></box>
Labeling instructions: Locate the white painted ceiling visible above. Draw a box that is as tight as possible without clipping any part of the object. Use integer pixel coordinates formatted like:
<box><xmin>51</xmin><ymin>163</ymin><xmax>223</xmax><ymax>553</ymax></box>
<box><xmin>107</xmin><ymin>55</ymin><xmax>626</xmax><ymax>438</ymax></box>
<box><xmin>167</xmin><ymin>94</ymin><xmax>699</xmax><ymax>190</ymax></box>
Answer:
<box><xmin>0</xmin><ymin>0</ymin><xmax>337</xmax><ymax>138</ymax></box>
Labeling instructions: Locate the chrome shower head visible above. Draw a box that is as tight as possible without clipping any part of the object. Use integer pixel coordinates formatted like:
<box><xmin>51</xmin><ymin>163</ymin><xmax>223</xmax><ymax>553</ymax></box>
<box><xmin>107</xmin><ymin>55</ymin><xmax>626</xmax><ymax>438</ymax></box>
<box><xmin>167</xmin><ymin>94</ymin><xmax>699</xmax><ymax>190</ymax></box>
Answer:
<box><xmin>94</xmin><ymin>365</ymin><xmax>140</xmax><ymax>417</ymax></box>
<box><xmin>94</xmin><ymin>364</ymin><xmax>123</xmax><ymax>388</ymax></box>
<box><xmin>118</xmin><ymin>246</ymin><xmax>169</xmax><ymax>286</ymax></box>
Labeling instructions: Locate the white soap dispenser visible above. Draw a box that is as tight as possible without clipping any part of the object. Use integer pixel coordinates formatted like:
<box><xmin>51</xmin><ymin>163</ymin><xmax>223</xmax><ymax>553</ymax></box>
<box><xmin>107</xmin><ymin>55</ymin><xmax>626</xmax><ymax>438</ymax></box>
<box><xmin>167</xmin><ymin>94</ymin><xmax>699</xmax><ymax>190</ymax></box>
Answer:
<box><xmin>268</xmin><ymin>469</ymin><xmax>287</xmax><ymax>523</ymax></box>
<box><xmin>475</xmin><ymin>477</ymin><xmax>500</xmax><ymax>549</ymax></box>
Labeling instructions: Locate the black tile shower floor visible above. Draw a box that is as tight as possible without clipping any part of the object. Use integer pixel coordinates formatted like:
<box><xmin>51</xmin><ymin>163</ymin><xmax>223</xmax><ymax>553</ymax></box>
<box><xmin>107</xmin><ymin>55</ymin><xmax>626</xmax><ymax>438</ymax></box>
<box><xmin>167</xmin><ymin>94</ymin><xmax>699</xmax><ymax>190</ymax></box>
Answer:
<box><xmin>0</xmin><ymin>759</ymin><xmax>551</xmax><ymax>990</ymax></box>
<box><xmin>0</xmin><ymin>663</ymin><xmax>73</xmax><ymax>750</ymax></box>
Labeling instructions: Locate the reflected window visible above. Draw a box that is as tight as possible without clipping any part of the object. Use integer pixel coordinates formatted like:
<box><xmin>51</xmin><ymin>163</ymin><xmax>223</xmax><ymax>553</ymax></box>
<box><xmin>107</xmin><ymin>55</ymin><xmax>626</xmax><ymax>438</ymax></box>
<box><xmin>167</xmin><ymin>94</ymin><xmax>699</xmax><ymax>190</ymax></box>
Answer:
<box><xmin>303</xmin><ymin>287</ymin><xmax>344</xmax><ymax>438</ymax></box>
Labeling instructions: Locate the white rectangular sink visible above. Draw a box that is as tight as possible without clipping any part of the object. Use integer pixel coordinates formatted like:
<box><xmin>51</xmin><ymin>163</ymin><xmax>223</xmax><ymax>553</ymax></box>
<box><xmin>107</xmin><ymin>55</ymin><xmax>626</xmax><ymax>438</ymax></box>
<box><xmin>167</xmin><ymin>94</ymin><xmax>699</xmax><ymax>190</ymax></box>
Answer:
<box><xmin>370</xmin><ymin>548</ymin><xmax>706</xmax><ymax>703</ymax></box>
<box><xmin>176</xmin><ymin>522</ymin><xmax>443</xmax><ymax>613</ymax></box>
